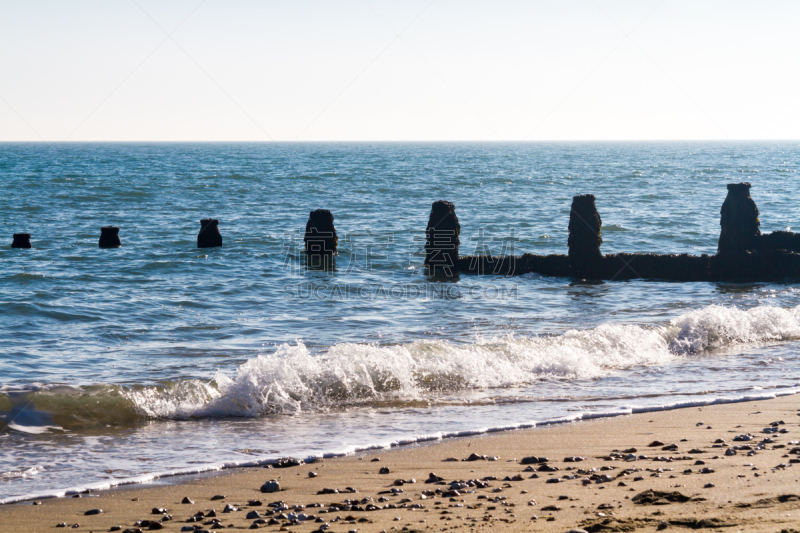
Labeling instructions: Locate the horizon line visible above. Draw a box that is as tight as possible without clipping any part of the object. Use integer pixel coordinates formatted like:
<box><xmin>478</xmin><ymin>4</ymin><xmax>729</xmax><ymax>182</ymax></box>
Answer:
<box><xmin>2</xmin><ymin>139</ymin><xmax>799</xmax><ymax>144</ymax></box>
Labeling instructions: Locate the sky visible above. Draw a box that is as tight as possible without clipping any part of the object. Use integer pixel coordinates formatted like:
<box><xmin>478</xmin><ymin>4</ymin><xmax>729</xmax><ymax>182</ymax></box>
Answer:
<box><xmin>1</xmin><ymin>0</ymin><xmax>799</xmax><ymax>142</ymax></box>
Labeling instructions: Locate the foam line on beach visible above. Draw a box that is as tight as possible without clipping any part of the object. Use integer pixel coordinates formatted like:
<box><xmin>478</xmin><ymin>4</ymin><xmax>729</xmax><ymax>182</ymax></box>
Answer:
<box><xmin>2</xmin><ymin>385</ymin><xmax>798</xmax><ymax>506</ymax></box>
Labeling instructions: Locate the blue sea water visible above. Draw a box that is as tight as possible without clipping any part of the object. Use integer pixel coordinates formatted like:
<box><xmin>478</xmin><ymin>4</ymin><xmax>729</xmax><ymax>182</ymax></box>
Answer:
<box><xmin>2</xmin><ymin>141</ymin><xmax>800</xmax><ymax>502</ymax></box>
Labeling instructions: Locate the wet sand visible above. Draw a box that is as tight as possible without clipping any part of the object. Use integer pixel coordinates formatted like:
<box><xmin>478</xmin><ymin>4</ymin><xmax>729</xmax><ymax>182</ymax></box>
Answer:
<box><xmin>2</xmin><ymin>395</ymin><xmax>799</xmax><ymax>533</ymax></box>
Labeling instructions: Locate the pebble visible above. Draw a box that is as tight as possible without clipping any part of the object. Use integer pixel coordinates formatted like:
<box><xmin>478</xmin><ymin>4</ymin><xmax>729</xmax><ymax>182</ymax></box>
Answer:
<box><xmin>379</xmin><ymin>467</ymin><xmax>391</xmax><ymax>474</ymax></box>
<box><xmin>426</xmin><ymin>473</ymin><xmax>443</xmax><ymax>483</ymax></box>
<box><xmin>309</xmin><ymin>471</ymin><xmax>319</xmax><ymax>478</ymax></box>
<box><xmin>246</xmin><ymin>511</ymin><xmax>261</xmax><ymax>519</ymax></box>
<box><xmin>151</xmin><ymin>508</ymin><xmax>168</xmax><ymax>514</ymax></box>
<box><xmin>273</xmin><ymin>457</ymin><xmax>304</xmax><ymax>468</ymax></box>
<box><xmin>704</xmin><ymin>483</ymin><xmax>715</xmax><ymax>488</ymax></box>
<box><xmin>211</xmin><ymin>495</ymin><xmax>226</xmax><ymax>500</ymax></box>
<box><xmin>261</xmin><ymin>480</ymin><xmax>281</xmax><ymax>494</ymax></box>
<box><xmin>223</xmin><ymin>503</ymin><xmax>239</xmax><ymax>513</ymax></box>
<box><xmin>181</xmin><ymin>497</ymin><xmax>194</xmax><ymax>504</ymax></box>
<box><xmin>520</xmin><ymin>456</ymin><xmax>549</xmax><ymax>465</ymax></box>
<box><xmin>84</xmin><ymin>509</ymin><xmax>103</xmax><ymax>515</ymax></box>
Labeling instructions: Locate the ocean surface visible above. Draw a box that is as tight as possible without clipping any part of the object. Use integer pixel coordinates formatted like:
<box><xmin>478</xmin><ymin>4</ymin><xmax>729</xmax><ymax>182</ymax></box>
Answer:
<box><xmin>2</xmin><ymin>141</ymin><xmax>800</xmax><ymax>503</ymax></box>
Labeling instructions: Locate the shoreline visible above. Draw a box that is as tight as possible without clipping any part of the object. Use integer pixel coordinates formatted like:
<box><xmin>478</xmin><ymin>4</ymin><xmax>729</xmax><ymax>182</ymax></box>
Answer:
<box><xmin>2</xmin><ymin>393</ymin><xmax>800</xmax><ymax>532</ymax></box>
<box><xmin>2</xmin><ymin>386</ymin><xmax>799</xmax><ymax>506</ymax></box>
<box><xmin>4</xmin><ymin>387</ymin><xmax>800</xmax><ymax>507</ymax></box>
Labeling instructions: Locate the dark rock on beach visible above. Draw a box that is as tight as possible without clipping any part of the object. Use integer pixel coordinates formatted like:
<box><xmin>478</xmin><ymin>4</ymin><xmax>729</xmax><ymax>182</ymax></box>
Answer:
<box><xmin>260</xmin><ymin>480</ymin><xmax>280</xmax><ymax>493</ymax></box>
<box><xmin>520</xmin><ymin>456</ymin><xmax>549</xmax><ymax>465</ymax></box>
<box><xmin>464</xmin><ymin>453</ymin><xmax>487</xmax><ymax>461</ymax></box>
<box><xmin>273</xmin><ymin>457</ymin><xmax>304</xmax><ymax>468</ymax></box>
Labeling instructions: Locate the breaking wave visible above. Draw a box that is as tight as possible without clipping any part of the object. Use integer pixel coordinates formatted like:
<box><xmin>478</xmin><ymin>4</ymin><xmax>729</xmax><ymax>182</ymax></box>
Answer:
<box><xmin>4</xmin><ymin>303</ymin><xmax>800</xmax><ymax>428</ymax></box>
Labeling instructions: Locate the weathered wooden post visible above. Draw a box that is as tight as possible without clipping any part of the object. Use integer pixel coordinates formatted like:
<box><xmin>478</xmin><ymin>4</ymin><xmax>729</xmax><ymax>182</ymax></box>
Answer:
<box><xmin>98</xmin><ymin>226</ymin><xmax>121</xmax><ymax>248</ymax></box>
<box><xmin>197</xmin><ymin>219</ymin><xmax>222</xmax><ymax>248</ymax></box>
<box><xmin>11</xmin><ymin>233</ymin><xmax>31</xmax><ymax>249</ymax></box>
<box><xmin>568</xmin><ymin>194</ymin><xmax>602</xmax><ymax>278</ymax></box>
<box><xmin>304</xmin><ymin>209</ymin><xmax>337</xmax><ymax>268</ymax></box>
<box><xmin>424</xmin><ymin>200</ymin><xmax>460</xmax><ymax>276</ymax></box>
<box><xmin>718</xmin><ymin>182</ymin><xmax>760</xmax><ymax>255</ymax></box>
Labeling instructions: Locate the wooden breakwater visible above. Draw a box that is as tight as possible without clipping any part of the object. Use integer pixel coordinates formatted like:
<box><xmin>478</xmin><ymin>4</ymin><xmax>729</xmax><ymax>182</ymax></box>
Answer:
<box><xmin>9</xmin><ymin>182</ymin><xmax>800</xmax><ymax>282</ymax></box>
<box><xmin>427</xmin><ymin>183</ymin><xmax>800</xmax><ymax>281</ymax></box>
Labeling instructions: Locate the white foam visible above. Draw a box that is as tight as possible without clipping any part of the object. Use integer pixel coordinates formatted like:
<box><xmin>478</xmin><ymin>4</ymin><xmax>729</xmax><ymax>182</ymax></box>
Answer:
<box><xmin>127</xmin><ymin>322</ymin><xmax>674</xmax><ymax>418</ymax></box>
<box><xmin>119</xmin><ymin>303</ymin><xmax>800</xmax><ymax>419</ymax></box>
<box><xmin>668</xmin><ymin>304</ymin><xmax>800</xmax><ymax>353</ymax></box>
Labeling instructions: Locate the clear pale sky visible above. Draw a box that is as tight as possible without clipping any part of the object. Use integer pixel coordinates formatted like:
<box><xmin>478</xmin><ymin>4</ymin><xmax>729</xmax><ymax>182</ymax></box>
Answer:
<box><xmin>1</xmin><ymin>1</ymin><xmax>799</xmax><ymax>141</ymax></box>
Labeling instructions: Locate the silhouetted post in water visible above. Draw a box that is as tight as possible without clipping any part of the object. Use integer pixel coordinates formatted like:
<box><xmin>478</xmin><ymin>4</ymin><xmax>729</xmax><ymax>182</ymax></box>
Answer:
<box><xmin>718</xmin><ymin>182</ymin><xmax>760</xmax><ymax>255</ymax></box>
<box><xmin>98</xmin><ymin>226</ymin><xmax>121</xmax><ymax>248</ymax></box>
<box><xmin>568</xmin><ymin>194</ymin><xmax>602</xmax><ymax>278</ymax></box>
<box><xmin>11</xmin><ymin>233</ymin><xmax>31</xmax><ymax>249</ymax></box>
<box><xmin>197</xmin><ymin>219</ymin><xmax>222</xmax><ymax>248</ymax></box>
<box><xmin>424</xmin><ymin>200</ymin><xmax>460</xmax><ymax>277</ymax></box>
<box><xmin>304</xmin><ymin>209</ymin><xmax>337</xmax><ymax>268</ymax></box>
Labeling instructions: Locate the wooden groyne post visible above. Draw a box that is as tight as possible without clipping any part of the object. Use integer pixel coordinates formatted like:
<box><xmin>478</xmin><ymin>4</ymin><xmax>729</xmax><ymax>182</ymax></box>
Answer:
<box><xmin>11</xmin><ymin>233</ymin><xmax>31</xmax><ymax>249</ymax></box>
<box><xmin>304</xmin><ymin>209</ymin><xmax>337</xmax><ymax>268</ymax></box>
<box><xmin>99</xmin><ymin>226</ymin><xmax>121</xmax><ymax>249</ymax></box>
<box><xmin>718</xmin><ymin>182</ymin><xmax>760</xmax><ymax>256</ymax></box>
<box><xmin>197</xmin><ymin>219</ymin><xmax>222</xmax><ymax>248</ymax></box>
<box><xmin>424</xmin><ymin>200</ymin><xmax>460</xmax><ymax>277</ymax></box>
<box><xmin>568</xmin><ymin>194</ymin><xmax>602</xmax><ymax>278</ymax></box>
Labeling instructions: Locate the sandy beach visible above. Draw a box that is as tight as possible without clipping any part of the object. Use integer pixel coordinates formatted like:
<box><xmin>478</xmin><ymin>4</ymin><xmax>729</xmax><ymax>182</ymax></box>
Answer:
<box><xmin>2</xmin><ymin>395</ymin><xmax>799</xmax><ymax>533</ymax></box>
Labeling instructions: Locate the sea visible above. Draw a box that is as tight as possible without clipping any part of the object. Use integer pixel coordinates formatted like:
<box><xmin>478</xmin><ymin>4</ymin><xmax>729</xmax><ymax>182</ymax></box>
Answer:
<box><xmin>2</xmin><ymin>141</ymin><xmax>800</xmax><ymax>504</ymax></box>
